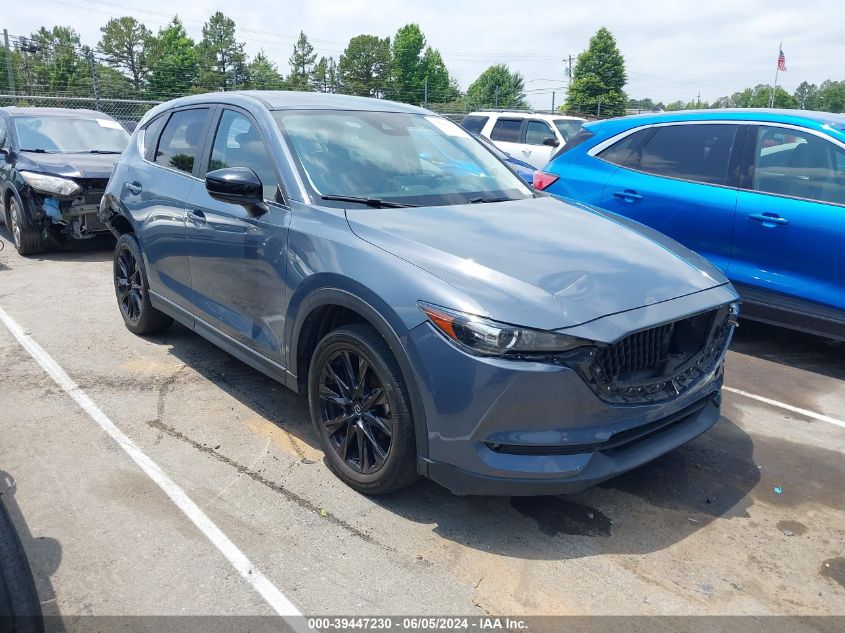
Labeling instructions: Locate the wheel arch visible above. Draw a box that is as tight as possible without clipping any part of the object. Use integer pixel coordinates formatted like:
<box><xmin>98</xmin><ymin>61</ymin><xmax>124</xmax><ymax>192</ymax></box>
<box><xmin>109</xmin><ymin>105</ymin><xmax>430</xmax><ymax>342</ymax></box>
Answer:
<box><xmin>288</xmin><ymin>284</ymin><xmax>430</xmax><ymax>461</ymax></box>
<box><xmin>99</xmin><ymin>192</ymin><xmax>136</xmax><ymax>237</ymax></box>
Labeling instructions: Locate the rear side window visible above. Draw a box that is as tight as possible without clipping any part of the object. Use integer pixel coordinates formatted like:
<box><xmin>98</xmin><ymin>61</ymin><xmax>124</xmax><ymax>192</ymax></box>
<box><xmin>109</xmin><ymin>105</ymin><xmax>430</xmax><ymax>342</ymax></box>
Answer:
<box><xmin>552</xmin><ymin>128</ymin><xmax>596</xmax><ymax>160</ymax></box>
<box><xmin>638</xmin><ymin>124</ymin><xmax>740</xmax><ymax>185</ymax></box>
<box><xmin>597</xmin><ymin>128</ymin><xmax>651</xmax><ymax>167</ymax></box>
<box><xmin>525</xmin><ymin>120</ymin><xmax>554</xmax><ymax>145</ymax></box>
<box><xmin>752</xmin><ymin>125</ymin><xmax>845</xmax><ymax>206</ymax></box>
<box><xmin>461</xmin><ymin>115</ymin><xmax>489</xmax><ymax>135</ymax></box>
<box><xmin>490</xmin><ymin>118</ymin><xmax>522</xmax><ymax>143</ymax></box>
<box><xmin>154</xmin><ymin>108</ymin><xmax>209</xmax><ymax>174</ymax></box>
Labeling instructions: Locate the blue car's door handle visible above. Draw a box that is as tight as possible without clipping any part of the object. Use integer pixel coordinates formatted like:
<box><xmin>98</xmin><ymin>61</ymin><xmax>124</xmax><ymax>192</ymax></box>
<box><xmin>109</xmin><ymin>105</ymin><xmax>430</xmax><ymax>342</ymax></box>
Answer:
<box><xmin>187</xmin><ymin>209</ymin><xmax>206</xmax><ymax>225</ymax></box>
<box><xmin>748</xmin><ymin>212</ymin><xmax>789</xmax><ymax>226</ymax></box>
<box><xmin>613</xmin><ymin>189</ymin><xmax>644</xmax><ymax>201</ymax></box>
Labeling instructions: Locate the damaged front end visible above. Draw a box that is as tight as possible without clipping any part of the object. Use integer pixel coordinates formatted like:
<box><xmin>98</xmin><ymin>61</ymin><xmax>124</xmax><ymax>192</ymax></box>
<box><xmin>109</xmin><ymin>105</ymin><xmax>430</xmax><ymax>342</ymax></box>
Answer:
<box><xmin>18</xmin><ymin>171</ymin><xmax>110</xmax><ymax>240</ymax></box>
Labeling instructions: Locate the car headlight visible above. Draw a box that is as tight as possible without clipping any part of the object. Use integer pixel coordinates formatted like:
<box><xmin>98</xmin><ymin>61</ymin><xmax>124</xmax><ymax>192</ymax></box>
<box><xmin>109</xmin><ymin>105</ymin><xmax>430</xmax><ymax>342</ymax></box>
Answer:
<box><xmin>19</xmin><ymin>171</ymin><xmax>82</xmax><ymax>197</ymax></box>
<box><xmin>419</xmin><ymin>302</ymin><xmax>592</xmax><ymax>357</ymax></box>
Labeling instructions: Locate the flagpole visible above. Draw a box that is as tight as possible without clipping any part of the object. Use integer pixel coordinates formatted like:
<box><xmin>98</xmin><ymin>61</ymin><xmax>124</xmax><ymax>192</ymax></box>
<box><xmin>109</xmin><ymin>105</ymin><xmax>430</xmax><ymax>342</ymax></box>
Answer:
<box><xmin>769</xmin><ymin>42</ymin><xmax>781</xmax><ymax>108</ymax></box>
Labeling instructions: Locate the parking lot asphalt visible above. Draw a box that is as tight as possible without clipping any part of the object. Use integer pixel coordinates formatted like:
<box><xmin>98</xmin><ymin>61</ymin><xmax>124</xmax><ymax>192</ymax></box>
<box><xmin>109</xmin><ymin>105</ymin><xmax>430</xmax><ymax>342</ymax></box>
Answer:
<box><xmin>0</xmin><ymin>230</ymin><xmax>843</xmax><ymax>618</ymax></box>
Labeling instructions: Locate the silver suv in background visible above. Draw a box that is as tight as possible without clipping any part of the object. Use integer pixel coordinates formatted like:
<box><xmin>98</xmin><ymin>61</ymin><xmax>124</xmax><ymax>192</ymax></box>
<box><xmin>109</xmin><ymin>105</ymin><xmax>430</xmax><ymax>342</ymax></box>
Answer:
<box><xmin>461</xmin><ymin>110</ymin><xmax>586</xmax><ymax>168</ymax></box>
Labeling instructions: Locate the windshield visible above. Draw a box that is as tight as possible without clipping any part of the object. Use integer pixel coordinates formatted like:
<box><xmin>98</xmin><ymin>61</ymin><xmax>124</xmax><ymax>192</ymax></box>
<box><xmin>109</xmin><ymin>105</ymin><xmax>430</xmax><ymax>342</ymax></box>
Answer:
<box><xmin>553</xmin><ymin>119</ymin><xmax>584</xmax><ymax>142</ymax></box>
<box><xmin>13</xmin><ymin>115</ymin><xmax>130</xmax><ymax>153</ymax></box>
<box><xmin>273</xmin><ymin>110</ymin><xmax>533</xmax><ymax>207</ymax></box>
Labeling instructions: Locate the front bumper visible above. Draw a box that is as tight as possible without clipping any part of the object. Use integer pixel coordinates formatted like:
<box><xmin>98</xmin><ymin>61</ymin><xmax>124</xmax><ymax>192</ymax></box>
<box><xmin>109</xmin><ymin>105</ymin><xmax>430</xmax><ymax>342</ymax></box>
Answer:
<box><xmin>404</xmin><ymin>317</ymin><xmax>728</xmax><ymax>496</ymax></box>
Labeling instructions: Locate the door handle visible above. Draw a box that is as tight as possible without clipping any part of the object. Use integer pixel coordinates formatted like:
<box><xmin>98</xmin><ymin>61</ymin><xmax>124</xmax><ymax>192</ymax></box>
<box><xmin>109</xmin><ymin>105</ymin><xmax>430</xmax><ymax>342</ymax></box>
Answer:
<box><xmin>748</xmin><ymin>212</ymin><xmax>789</xmax><ymax>226</ymax></box>
<box><xmin>187</xmin><ymin>209</ymin><xmax>206</xmax><ymax>225</ymax></box>
<box><xmin>125</xmin><ymin>181</ymin><xmax>142</xmax><ymax>194</ymax></box>
<box><xmin>613</xmin><ymin>189</ymin><xmax>644</xmax><ymax>201</ymax></box>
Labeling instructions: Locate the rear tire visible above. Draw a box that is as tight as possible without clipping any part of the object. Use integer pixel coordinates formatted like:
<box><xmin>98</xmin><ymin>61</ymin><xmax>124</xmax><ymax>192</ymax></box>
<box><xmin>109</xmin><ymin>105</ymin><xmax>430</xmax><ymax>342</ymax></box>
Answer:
<box><xmin>113</xmin><ymin>233</ymin><xmax>172</xmax><ymax>335</ymax></box>
<box><xmin>8</xmin><ymin>197</ymin><xmax>45</xmax><ymax>256</ymax></box>
<box><xmin>308</xmin><ymin>323</ymin><xmax>419</xmax><ymax>494</ymax></box>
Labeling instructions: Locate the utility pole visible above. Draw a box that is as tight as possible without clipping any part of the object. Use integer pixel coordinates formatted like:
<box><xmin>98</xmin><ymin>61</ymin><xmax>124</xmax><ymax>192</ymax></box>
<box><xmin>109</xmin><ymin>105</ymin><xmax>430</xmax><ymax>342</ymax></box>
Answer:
<box><xmin>551</xmin><ymin>90</ymin><xmax>555</xmax><ymax>112</ymax></box>
<box><xmin>696</xmin><ymin>92</ymin><xmax>701</xmax><ymax>107</ymax></box>
<box><xmin>424</xmin><ymin>77</ymin><xmax>428</xmax><ymax>107</ymax></box>
<box><xmin>3</xmin><ymin>30</ymin><xmax>15</xmax><ymax>98</ymax></box>
<box><xmin>494</xmin><ymin>85</ymin><xmax>500</xmax><ymax>108</ymax></box>
<box><xmin>597</xmin><ymin>96</ymin><xmax>602</xmax><ymax>118</ymax></box>
<box><xmin>88</xmin><ymin>50</ymin><xmax>100</xmax><ymax>112</ymax></box>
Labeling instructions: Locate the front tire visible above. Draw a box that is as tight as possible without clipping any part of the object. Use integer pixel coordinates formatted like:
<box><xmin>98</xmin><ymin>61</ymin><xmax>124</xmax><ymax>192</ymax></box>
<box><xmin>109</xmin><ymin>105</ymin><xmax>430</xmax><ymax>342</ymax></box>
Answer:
<box><xmin>8</xmin><ymin>197</ymin><xmax>45</xmax><ymax>256</ymax></box>
<box><xmin>308</xmin><ymin>323</ymin><xmax>419</xmax><ymax>494</ymax></box>
<box><xmin>113</xmin><ymin>233</ymin><xmax>172</xmax><ymax>335</ymax></box>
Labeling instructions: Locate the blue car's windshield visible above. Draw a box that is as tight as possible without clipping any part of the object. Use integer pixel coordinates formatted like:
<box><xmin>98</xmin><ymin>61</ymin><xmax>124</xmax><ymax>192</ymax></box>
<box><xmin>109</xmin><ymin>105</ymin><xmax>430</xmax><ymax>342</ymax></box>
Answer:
<box><xmin>13</xmin><ymin>115</ymin><xmax>130</xmax><ymax>153</ymax></box>
<box><xmin>273</xmin><ymin>110</ymin><xmax>533</xmax><ymax>207</ymax></box>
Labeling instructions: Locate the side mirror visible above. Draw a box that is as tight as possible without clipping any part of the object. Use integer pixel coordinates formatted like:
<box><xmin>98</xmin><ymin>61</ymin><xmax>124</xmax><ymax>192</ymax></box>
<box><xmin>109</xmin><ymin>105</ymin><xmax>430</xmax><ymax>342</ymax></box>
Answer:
<box><xmin>542</xmin><ymin>137</ymin><xmax>560</xmax><ymax>147</ymax></box>
<box><xmin>0</xmin><ymin>148</ymin><xmax>15</xmax><ymax>164</ymax></box>
<box><xmin>205</xmin><ymin>167</ymin><xmax>265</xmax><ymax>213</ymax></box>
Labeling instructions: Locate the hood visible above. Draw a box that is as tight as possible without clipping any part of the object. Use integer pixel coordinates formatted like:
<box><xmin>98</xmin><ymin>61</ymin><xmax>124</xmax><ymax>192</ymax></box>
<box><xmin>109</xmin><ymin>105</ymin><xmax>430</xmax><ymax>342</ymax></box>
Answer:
<box><xmin>16</xmin><ymin>151</ymin><xmax>119</xmax><ymax>180</ymax></box>
<box><xmin>346</xmin><ymin>196</ymin><xmax>728</xmax><ymax>331</ymax></box>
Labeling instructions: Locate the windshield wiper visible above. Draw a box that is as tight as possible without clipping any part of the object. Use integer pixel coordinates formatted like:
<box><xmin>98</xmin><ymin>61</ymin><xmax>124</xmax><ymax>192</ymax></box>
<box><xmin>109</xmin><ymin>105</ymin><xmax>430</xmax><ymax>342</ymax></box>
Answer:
<box><xmin>321</xmin><ymin>194</ymin><xmax>416</xmax><ymax>208</ymax></box>
<box><xmin>18</xmin><ymin>148</ymin><xmax>54</xmax><ymax>153</ymax></box>
<box><xmin>469</xmin><ymin>196</ymin><xmax>513</xmax><ymax>204</ymax></box>
<box><xmin>79</xmin><ymin>149</ymin><xmax>122</xmax><ymax>154</ymax></box>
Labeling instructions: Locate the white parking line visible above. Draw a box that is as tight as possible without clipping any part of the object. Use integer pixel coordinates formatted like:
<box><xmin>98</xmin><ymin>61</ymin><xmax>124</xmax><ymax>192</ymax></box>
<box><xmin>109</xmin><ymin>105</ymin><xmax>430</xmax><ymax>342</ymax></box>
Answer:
<box><xmin>724</xmin><ymin>386</ymin><xmax>845</xmax><ymax>429</ymax></box>
<box><xmin>0</xmin><ymin>305</ymin><xmax>307</xmax><ymax>627</ymax></box>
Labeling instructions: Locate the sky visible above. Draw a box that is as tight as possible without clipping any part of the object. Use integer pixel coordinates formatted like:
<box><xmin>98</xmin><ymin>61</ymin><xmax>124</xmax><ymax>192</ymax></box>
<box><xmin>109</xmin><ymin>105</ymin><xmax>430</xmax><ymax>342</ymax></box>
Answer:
<box><xmin>9</xmin><ymin>0</ymin><xmax>844</xmax><ymax>108</ymax></box>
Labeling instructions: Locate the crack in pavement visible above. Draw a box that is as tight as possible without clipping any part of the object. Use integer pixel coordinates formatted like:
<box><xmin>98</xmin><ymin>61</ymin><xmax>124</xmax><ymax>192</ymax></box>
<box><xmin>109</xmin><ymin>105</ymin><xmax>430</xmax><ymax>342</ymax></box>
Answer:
<box><xmin>146</xmin><ymin>419</ymin><xmax>390</xmax><ymax>551</ymax></box>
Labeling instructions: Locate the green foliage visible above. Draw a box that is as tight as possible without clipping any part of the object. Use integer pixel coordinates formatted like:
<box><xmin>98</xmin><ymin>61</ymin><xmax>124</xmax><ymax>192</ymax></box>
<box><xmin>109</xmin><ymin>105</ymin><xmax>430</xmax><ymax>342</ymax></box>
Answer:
<box><xmin>816</xmin><ymin>80</ymin><xmax>845</xmax><ymax>113</ymax></box>
<box><xmin>338</xmin><ymin>35</ymin><xmax>391</xmax><ymax>97</ymax></box>
<box><xmin>145</xmin><ymin>17</ymin><xmax>198</xmax><ymax>99</ymax></box>
<box><xmin>288</xmin><ymin>31</ymin><xmax>316</xmax><ymax>91</ymax></box>
<box><xmin>311</xmin><ymin>56</ymin><xmax>339</xmax><ymax>93</ymax></box>
<box><xmin>565</xmin><ymin>27</ymin><xmax>626</xmax><ymax>116</ymax></box>
<box><xmin>197</xmin><ymin>12</ymin><xmax>247</xmax><ymax>91</ymax></box>
<box><xmin>247</xmin><ymin>51</ymin><xmax>286</xmax><ymax>90</ymax></box>
<box><xmin>98</xmin><ymin>17</ymin><xmax>150</xmax><ymax>90</ymax></box>
<box><xmin>391</xmin><ymin>24</ymin><xmax>425</xmax><ymax>102</ymax></box>
<box><xmin>465</xmin><ymin>64</ymin><xmax>526</xmax><ymax>110</ymax></box>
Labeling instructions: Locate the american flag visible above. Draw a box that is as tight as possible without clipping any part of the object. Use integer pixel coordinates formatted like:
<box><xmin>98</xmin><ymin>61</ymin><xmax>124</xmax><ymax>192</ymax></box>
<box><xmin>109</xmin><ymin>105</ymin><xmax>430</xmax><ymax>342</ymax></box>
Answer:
<box><xmin>777</xmin><ymin>47</ymin><xmax>787</xmax><ymax>72</ymax></box>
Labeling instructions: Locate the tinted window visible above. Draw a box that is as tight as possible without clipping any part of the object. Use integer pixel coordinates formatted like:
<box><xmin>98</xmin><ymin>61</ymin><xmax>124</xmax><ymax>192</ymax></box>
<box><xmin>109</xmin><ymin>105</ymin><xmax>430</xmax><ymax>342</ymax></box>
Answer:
<box><xmin>752</xmin><ymin>126</ymin><xmax>845</xmax><ymax>206</ymax></box>
<box><xmin>209</xmin><ymin>110</ymin><xmax>280</xmax><ymax>202</ymax></box>
<box><xmin>490</xmin><ymin>119</ymin><xmax>522</xmax><ymax>143</ymax></box>
<box><xmin>638</xmin><ymin>124</ymin><xmax>739</xmax><ymax>185</ymax></box>
<box><xmin>598</xmin><ymin>128</ymin><xmax>652</xmax><ymax>167</ymax></box>
<box><xmin>0</xmin><ymin>116</ymin><xmax>7</xmax><ymax>148</ymax></box>
<box><xmin>142</xmin><ymin>114</ymin><xmax>167</xmax><ymax>161</ymax></box>
<box><xmin>525</xmin><ymin>120</ymin><xmax>554</xmax><ymax>145</ymax></box>
<box><xmin>461</xmin><ymin>115</ymin><xmax>489</xmax><ymax>135</ymax></box>
<box><xmin>154</xmin><ymin>108</ymin><xmax>209</xmax><ymax>174</ymax></box>
<box><xmin>553</xmin><ymin>119</ymin><xmax>583</xmax><ymax>142</ymax></box>
<box><xmin>551</xmin><ymin>128</ymin><xmax>595</xmax><ymax>160</ymax></box>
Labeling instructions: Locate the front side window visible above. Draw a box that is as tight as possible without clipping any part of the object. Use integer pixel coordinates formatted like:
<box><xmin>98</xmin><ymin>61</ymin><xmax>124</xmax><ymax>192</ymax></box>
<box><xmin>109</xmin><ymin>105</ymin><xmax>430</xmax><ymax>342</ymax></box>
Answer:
<box><xmin>525</xmin><ymin>120</ymin><xmax>554</xmax><ymax>146</ymax></box>
<box><xmin>490</xmin><ymin>118</ymin><xmax>522</xmax><ymax>143</ymax></box>
<box><xmin>752</xmin><ymin>126</ymin><xmax>845</xmax><ymax>206</ymax></box>
<box><xmin>460</xmin><ymin>115</ymin><xmax>489</xmax><ymax>135</ymax></box>
<box><xmin>13</xmin><ymin>115</ymin><xmax>129</xmax><ymax>153</ymax></box>
<box><xmin>209</xmin><ymin>110</ymin><xmax>280</xmax><ymax>202</ymax></box>
<box><xmin>273</xmin><ymin>110</ymin><xmax>533</xmax><ymax>207</ymax></box>
<box><xmin>154</xmin><ymin>108</ymin><xmax>209</xmax><ymax>174</ymax></box>
<box><xmin>0</xmin><ymin>116</ymin><xmax>7</xmax><ymax>148</ymax></box>
<box><xmin>637</xmin><ymin>124</ymin><xmax>739</xmax><ymax>185</ymax></box>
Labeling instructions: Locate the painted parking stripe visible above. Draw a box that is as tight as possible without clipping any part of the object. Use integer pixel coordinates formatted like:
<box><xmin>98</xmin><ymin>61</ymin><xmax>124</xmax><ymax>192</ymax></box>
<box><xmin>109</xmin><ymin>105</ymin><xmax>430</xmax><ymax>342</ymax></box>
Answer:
<box><xmin>0</xmin><ymin>305</ymin><xmax>307</xmax><ymax>628</ymax></box>
<box><xmin>724</xmin><ymin>386</ymin><xmax>845</xmax><ymax>430</ymax></box>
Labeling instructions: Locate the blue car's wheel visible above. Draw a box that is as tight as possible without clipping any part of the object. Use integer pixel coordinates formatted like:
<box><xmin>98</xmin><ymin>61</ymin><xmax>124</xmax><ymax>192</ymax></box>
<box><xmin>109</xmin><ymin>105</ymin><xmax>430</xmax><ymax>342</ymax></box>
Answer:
<box><xmin>308</xmin><ymin>323</ymin><xmax>418</xmax><ymax>494</ymax></box>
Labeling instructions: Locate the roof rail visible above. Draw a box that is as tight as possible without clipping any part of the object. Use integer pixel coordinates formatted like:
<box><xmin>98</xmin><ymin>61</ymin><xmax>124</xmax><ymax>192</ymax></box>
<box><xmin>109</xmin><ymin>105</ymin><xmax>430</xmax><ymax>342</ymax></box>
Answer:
<box><xmin>474</xmin><ymin>108</ymin><xmax>536</xmax><ymax>114</ymax></box>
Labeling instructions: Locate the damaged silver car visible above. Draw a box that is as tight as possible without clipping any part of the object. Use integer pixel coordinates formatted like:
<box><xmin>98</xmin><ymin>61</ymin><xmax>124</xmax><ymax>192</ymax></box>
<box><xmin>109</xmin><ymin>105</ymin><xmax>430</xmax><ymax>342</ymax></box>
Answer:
<box><xmin>0</xmin><ymin>107</ymin><xmax>129</xmax><ymax>255</ymax></box>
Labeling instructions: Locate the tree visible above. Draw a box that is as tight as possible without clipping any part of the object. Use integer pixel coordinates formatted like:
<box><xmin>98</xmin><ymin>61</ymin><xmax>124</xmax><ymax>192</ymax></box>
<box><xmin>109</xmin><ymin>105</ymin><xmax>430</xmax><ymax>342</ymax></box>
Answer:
<box><xmin>247</xmin><ymin>50</ymin><xmax>286</xmax><ymax>90</ymax></box>
<box><xmin>793</xmin><ymin>81</ymin><xmax>819</xmax><ymax>110</ymax></box>
<box><xmin>565</xmin><ymin>27</ymin><xmax>626</xmax><ymax>117</ymax></box>
<box><xmin>28</xmin><ymin>27</ymin><xmax>88</xmax><ymax>94</ymax></box>
<box><xmin>816</xmin><ymin>80</ymin><xmax>845</xmax><ymax>113</ymax></box>
<box><xmin>420</xmin><ymin>47</ymin><xmax>458</xmax><ymax>104</ymax></box>
<box><xmin>312</xmin><ymin>56</ymin><xmax>339</xmax><ymax>93</ymax></box>
<box><xmin>288</xmin><ymin>31</ymin><xmax>316</xmax><ymax>91</ymax></box>
<box><xmin>98</xmin><ymin>17</ymin><xmax>150</xmax><ymax>91</ymax></box>
<box><xmin>465</xmin><ymin>64</ymin><xmax>526</xmax><ymax>110</ymax></box>
<box><xmin>391</xmin><ymin>24</ymin><xmax>426</xmax><ymax>102</ymax></box>
<box><xmin>145</xmin><ymin>17</ymin><xmax>198</xmax><ymax>99</ymax></box>
<box><xmin>197</xmin><ymin>12</ymin><xmax>247</xmax><ymax>91</ymax></box>
<box><xmin>338</xmin><ymin>35</ymin><xmax>391</xmax><ymax>97</ymax></box>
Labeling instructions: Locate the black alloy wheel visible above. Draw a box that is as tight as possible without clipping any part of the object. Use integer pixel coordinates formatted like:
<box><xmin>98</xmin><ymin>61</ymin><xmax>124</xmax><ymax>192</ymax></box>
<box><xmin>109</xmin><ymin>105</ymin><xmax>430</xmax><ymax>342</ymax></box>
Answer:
<box><xmin>116</xmin><ymin>246</ymin><xmax>143</xmax><ymax>324</ymax></box>
<box><xmin>112</xmin><ymin>233</ymin><xmax>172</xmax><ymax>335</ymax></box>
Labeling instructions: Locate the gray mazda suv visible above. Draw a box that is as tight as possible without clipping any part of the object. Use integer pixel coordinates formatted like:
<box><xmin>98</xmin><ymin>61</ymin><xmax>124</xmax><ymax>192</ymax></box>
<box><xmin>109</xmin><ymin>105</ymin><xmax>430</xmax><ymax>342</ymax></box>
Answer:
<box><xmin>100</xmin><ymin>91</ymin><xmax>740</xmax><ymax>495</ymax></box>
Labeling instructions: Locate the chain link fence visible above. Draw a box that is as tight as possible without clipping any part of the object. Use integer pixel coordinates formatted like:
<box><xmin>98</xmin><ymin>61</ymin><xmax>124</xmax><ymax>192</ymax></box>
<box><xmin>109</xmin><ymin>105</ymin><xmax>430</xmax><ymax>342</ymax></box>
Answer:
<box><xmin>0</xmin><ymin>94</ymin><xmax>162</xmax><ymax>127</ymax></box>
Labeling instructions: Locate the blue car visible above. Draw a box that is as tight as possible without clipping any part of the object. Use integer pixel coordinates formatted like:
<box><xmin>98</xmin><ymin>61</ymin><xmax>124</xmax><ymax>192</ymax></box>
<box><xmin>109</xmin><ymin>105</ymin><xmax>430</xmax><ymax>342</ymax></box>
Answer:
<box><xmin>535</xmin><ymin>109</ymin><xmax>845</xmax><ymax>340</ymax></box>
<box><xmin>473</xmin><ymin>133</ymin><xmax>536</xmax><ymax>183</ymax></box>
<box><xmin>100</xmin><ymin>92</ymin><xmax>738</xmax><ymax>496</ymax></box>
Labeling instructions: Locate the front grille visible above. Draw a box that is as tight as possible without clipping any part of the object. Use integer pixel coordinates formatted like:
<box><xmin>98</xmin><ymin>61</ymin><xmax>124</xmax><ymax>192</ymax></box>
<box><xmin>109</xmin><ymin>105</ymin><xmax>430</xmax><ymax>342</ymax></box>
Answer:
<box><xmin>571</xmin><ymin>304</ymin><xmax>736</xmax><ymax>405</ymax></box>
<box><xmin>79</xmin><ymin>178</ymin><xmax>109</xmax><ymax>207</ymax></box>
<box><xmin>597</xmin><ymin>322</ymin><xmax>674</xmax><ymax>380</ymax></box>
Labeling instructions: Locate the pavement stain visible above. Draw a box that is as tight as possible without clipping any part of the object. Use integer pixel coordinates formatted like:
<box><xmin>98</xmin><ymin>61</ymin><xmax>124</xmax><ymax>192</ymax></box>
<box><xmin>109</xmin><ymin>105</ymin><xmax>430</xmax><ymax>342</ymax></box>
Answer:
<box><xmin>145</xmin><ymin>419</ymin><xmax>391</xmax><ymax>551</ymax></box>
<box><xmin>820</xmin><ymin>558</ymin><xmax>845</xmax><ymax>589</ymax></box>
<box><xmin>509</xmin><ymin>496</ymin><xmax>612</xmax><ymax>537</ymax></box>
<box><xmin>776</xmin><ymin>519</ymin><xmax>808</xmax><ymax>536</ymax></box>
